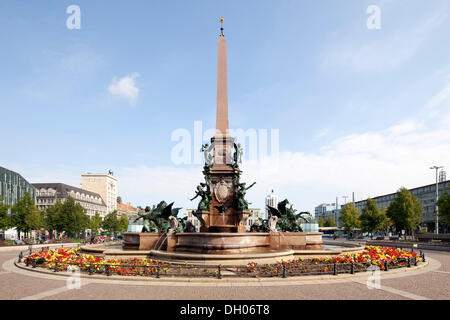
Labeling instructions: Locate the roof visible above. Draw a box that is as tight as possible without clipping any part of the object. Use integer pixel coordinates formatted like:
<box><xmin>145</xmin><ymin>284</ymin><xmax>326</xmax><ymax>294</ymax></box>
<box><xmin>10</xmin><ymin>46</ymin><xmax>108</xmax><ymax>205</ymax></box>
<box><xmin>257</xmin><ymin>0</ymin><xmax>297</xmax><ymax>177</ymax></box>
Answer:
<box><xmin>117</xmin><ymin>202</ymin><xmax>138</xmax><ymax>212</ymax></box>
<box><xmin>32</xmin><ymin>183</ymin><xmax>106</xmax><ymax>206</ymax></box>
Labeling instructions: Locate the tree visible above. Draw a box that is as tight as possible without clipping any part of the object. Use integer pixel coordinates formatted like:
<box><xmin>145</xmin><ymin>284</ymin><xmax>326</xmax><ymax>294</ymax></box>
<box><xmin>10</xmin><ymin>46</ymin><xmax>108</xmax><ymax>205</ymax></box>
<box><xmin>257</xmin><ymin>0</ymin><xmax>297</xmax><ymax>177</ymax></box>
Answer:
<box><xmin>339</xmin><ymin>203</ymin><xmax>360</xmax><ymax>234</ymax></box>
<box><xmin>0</xmin><ymin>196</ymin><xmax>11</xmax><ymax>231</ymax></box>
<box><xmin>437</xmin><ymin>186</ymin><xmax>450</xmax><ymax>226</ymax></box>
<box><xmin>43</xmin><ymin>197</ymin><xmax>89</xmax><ymax>238</ymax></box>
<box><xmin>360</xmin><ymin>198</ymin><xmax>385</xmax><ymax>238</ymax></box>
<box><xmin>11</xmin><ymin>192</ymin><xmax>41</xmax><ymax>238</ymax></box>
<box><xmin>379</xmin><ymin>208</ymin><xmax>393</xmax><ymax>231</ymax></box>
<box><xmin>118</xmin><ymin>215</ymin><xmax>129</xmax><ymax>233</ymax></box>
<box><xmin>103</xmin><ymin>211</ymin><xmax>120</xmax><ymax>234</ymax></box>
<box><xmin>89</xmin><ymin>212</ymin><xmax>103</xmax><ymax>235</ymax></box>
<box><xmin>60</xmin><ymin>197</ymin><xmax>89</xmax><ymax>237</ymax></box>
<box><xmin>324</xmin><ymin>217</ymin><xmax>337</xmax><ymax>227</ymax></box>
<box><xmin>318</xmin><ymin>217</ymin><xmax>325</xmax><ymax>227</ymax></box>
<box><xmin>43</xmin><ymin>201</ymin><xmax>64</xmax><ymax>236</ymax></box>
<box><xmin>387</xmin><ymin>187</ymin><xmax>422</xmax><ymax>237</ymax></box>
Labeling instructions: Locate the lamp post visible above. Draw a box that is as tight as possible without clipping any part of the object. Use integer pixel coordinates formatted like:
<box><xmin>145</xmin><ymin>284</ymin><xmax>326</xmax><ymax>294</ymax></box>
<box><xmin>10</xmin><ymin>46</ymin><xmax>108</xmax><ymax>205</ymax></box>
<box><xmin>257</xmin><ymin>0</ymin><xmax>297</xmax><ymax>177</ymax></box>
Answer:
<box><xmin>342</xmin><ymin>196</ymin><xmax>348</xmax><ymax>205</ymax></box>
<box><xmin>430</xmin><ymin>166</ymin><xmax>443</xmax><ymax>234</ymax></box>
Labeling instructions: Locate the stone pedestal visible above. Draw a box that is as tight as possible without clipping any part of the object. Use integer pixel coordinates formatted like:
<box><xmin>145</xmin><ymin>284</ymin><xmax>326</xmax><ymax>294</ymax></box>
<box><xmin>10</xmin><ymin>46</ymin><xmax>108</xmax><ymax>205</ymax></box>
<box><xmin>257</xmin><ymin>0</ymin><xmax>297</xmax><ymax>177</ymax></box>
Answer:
<box><xmin>123</xmin><ymin>233</ymin><xmax>163</xmax><ymax>250</ymax></box>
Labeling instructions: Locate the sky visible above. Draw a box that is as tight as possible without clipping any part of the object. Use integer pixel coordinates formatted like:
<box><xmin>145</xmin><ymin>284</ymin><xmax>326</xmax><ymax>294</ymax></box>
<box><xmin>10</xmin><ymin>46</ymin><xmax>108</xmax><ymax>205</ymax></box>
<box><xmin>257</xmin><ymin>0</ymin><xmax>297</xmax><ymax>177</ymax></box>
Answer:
<box><xmin>1</xmin><ymin>0</ymin><xmax>450</xmax><ymax>215</ymax></box>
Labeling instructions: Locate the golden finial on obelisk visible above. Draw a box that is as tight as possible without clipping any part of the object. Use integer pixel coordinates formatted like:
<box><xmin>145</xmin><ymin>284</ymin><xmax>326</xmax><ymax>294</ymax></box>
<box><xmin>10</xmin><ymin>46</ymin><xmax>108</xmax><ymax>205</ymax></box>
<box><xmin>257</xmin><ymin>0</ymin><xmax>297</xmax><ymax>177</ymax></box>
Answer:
<box><xmin>220</xmin><ymin>17</ymin><xmax>224</xmax><ymax>36</ymax></box>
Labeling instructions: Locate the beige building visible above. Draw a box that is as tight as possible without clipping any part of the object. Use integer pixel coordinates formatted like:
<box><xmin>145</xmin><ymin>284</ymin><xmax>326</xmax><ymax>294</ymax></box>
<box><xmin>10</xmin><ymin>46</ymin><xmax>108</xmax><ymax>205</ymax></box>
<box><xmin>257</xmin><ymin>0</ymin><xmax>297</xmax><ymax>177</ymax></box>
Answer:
<box><xmin>81</xmin><ymin>171</ymin><xmax>117</xmax><ymax>214</ymax></box>
<box><xmin>33</xmin><ymin>183</ymin><xmax>107</xmax><ymax>218</ymax></box>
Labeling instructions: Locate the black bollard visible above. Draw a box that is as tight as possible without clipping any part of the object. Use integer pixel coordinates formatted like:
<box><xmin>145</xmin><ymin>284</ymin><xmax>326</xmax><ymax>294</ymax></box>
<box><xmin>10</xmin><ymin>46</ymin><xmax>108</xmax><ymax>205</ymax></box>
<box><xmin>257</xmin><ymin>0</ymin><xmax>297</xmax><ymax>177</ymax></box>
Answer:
<box><xmin>157</xmin><ymin>265</ymin><xmax>161</xmax><ymax>278</ymax></box>
<box><xmin>105</xmin><ymin>264</ymin><xmax>110</xmax><ymax>276</ymax></box>
<box><xmin>32</xmin><ymin>259</ymin><xmax>36</xmax><ymax>268</ymax></box>
<box><xmin>350</xmin><ymin>262</ymin><xmax>354</xmax><ymax>274</ymax></box>
<box><xmin>217</xmin><ymin>265</ymin><xmax>222</xmax><ymax>279</ymax></box>
<box><xmin>407</xmin><ymin>257</ymin><xmax>411</xmax><ymax>268</ymax></box>
<box><xmin>333</xmin><ymin>262</ymin><xmax>337</xmax><ymax>275</ymax></box>
<box><xmin>422</xmin><ymin>252</ymin><xmax>426</xmax><ymax>262</ymax></box>
<box><xmin>384</xmin><ymin>260</ymin><xmax>388</xmax><ymax>271</ymax></box>
<box><xmin>89</xmin><ymin>264</ymin><xmax>94</xmax><ymax>275</ymax></box>
<box><xmin>18</xmin><ymin>252</ymin><xmax>23</xmax><ymax>263</ymax></box>
<box><xmin>54</xmin><ymin>261</ymin><xmax>58</xmax><ymax>272</ymax></box>
<box><xmin>282</xmin><ymin>265</ymin><xmax>287</xmax><ymax>278</ymax></box>
<box><xmin>26</xmin><ymin>258</ymin><xmax>30</xmax><ymax>267</ymax></box>
<box><xmin>414</xmin><ymin>256</ymin><xmax>418</xmax><ymax>266</ymax></box>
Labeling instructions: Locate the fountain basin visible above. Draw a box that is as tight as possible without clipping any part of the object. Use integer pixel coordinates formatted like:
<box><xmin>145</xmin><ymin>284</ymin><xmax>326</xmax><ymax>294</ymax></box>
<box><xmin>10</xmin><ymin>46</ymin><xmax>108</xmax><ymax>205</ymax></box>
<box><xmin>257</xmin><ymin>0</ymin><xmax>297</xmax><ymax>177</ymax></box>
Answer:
<box><xmin>123</xmin><ymin>233</ymin><xmax>164</xmax><ymax>250</ymax></box>
<box><xmin>170</xmin><ymin>232</ymin><xmax>322</xmax><ymax>254</ymax></box>
<box><xmin>122</xmin><ymin>231</ymin><xmax>323</xmax><ymax>254</ymax></box>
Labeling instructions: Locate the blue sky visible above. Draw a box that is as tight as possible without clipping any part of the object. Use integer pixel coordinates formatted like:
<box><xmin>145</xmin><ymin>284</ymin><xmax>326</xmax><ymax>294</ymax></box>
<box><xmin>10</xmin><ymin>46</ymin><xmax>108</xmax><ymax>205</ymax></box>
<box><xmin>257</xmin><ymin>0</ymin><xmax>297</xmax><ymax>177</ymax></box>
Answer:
<box><xmin>1</xmin><ymin>0</ymin><xmax>450</xmax><ymax>214</ymax></box>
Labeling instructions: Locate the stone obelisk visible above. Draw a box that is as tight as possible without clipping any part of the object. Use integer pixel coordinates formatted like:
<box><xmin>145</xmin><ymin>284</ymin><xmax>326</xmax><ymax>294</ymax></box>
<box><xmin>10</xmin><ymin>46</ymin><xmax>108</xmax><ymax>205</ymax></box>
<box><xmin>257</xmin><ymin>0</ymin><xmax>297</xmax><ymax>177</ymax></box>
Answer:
<box><xmin>200</xmin><ymin>18</ymin><xmax>247</xmax><ymax>233</ymax></box>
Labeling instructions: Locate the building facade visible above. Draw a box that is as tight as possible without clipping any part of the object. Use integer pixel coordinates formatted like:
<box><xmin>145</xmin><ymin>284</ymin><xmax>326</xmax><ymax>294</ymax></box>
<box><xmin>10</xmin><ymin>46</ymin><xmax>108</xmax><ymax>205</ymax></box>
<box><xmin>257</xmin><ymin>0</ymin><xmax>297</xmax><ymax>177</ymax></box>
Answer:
<box><xmin>0</xmin><ymin>166</ymin><xmax>36</xmax><ymax>207</ymax></box>
<box><xmin>354</xmin><ymin>180</ymin><xmax>450</xmax><ymax>233</ymax></box>
<box><xmin>265</xmin><ymin>190</ymin><xmax>279</xmax><ymax>219</ymax></box>
<box><xmin>81</xmin><ymin>171</ymin><xmax>117</xmax><ymax>213</ymax></box>
<box><xmin>33</xmin><ymin>183</ymin><xmax>107</xmax><ymax>218</ymax></box>
<box><xmin>116</xmin><ymin>202</ymin><xmax>138</xmax><ymax>220</ymax></box>
<box><xmin>314</xmin><ymin>203</ymin><xmax>341</xmax><ymax>225</ymax></box>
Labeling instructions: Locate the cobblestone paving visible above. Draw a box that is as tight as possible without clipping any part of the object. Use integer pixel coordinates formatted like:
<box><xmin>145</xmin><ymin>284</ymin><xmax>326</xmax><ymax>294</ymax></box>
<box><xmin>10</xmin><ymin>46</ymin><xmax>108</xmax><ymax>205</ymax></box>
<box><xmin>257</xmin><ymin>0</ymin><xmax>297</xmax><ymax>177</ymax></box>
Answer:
<box><xmin>1</xmin><ymin>246</ymin><xmax>449</xmax><ymax>300</ymax></box>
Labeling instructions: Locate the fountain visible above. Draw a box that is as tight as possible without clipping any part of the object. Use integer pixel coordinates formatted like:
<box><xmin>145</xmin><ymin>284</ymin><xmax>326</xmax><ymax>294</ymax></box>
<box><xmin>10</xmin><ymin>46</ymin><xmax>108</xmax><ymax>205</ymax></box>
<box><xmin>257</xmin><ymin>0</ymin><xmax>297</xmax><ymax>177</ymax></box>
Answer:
<box><xmin>88</xmin><ymin>19</ymin><xmax>327</xmax><ymax>265</ymax></box>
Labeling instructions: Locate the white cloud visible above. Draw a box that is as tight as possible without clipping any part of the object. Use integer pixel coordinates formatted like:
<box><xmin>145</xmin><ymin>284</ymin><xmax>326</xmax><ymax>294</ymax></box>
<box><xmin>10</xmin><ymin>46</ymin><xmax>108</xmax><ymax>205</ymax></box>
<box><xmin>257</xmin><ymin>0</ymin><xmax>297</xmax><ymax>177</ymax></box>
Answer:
<box><xmin>14</xmin><ymin>81</ymin><xmax>450</xmax><ymax>216</ymax></box>
<box><xmin>426</xmin><ymin>82</ymin><xmax>450</xmax><ymax>109</ymax></box>
<box><xmin>114</xmin><ymin>81</ymin><xmax>450</xmax><ymax>213</ymax></box>
<box><xmin>108</xmin><ymin>73</ymin><xmax>140</xmax><ymax>105</ymax></box>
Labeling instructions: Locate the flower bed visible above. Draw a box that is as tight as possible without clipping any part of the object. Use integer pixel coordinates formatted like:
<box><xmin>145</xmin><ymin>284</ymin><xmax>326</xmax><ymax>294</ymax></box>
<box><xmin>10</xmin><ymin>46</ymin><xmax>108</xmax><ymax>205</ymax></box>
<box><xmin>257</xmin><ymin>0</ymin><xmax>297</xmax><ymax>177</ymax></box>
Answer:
<box><xmin>23</xmin><ymin>246</ymin><xmax>420</xmax><ymax>278</ymax></box>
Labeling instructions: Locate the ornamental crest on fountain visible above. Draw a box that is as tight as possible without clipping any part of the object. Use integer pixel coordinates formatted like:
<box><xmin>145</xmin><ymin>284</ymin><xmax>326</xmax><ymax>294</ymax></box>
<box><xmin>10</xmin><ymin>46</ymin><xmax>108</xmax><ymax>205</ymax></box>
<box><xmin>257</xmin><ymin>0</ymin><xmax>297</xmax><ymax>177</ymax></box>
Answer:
<box><xmin>213</xmin><ymin>178</ymin><xmax>232</xmax><ymax>204</ymax></box>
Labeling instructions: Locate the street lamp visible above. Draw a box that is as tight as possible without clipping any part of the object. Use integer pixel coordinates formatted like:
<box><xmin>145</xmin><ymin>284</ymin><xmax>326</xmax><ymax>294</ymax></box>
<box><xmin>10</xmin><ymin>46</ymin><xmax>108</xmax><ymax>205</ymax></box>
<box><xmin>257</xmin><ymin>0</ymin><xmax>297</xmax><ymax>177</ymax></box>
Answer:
<box><xmin>342</xmin><ymin>196</ymin><xmax>348</xmax><ymax>205</ymax></box>
<box><xmin>430</xmin><ymin>166</ymin><xmax>443</xmax><ymax>234</ymax></box>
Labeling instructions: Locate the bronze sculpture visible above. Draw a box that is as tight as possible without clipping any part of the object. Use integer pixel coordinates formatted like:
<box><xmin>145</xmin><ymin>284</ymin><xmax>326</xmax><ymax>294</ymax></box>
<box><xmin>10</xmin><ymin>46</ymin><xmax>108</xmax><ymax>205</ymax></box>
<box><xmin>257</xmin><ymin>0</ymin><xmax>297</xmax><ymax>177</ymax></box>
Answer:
<box><xmin>190</xmin><ymin>182</ymin><xmax>212</xmax><ymax>211</ymax></box>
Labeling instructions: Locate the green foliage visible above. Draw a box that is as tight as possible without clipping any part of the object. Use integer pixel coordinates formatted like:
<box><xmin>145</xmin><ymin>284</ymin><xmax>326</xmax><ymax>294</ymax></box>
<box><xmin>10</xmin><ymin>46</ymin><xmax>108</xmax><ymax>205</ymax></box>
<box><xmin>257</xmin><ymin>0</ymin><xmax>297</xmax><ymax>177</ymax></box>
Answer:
<box><xmin>89</xmin><ymin>212</ymin><xmax>103</xmax><ymax>235</ymax></box>
<box><xmin>0</xmin><ymin>196</ymin><xmax>11</xmax><ymax>231</ymax></box>
<box><xmin>324</xmin><ymin>217</ymin><xmax>337</xmax><ymax>227</ymax></box>
<box><xmin>266</xmin><ymin>199</ymin><xmax>311</xmax><ymax>232</ymax></box>
<box><xmin>387</xmin><ymin>187</ymin><xmax>422</xmax><ymax>232</ymax></box>
<box><xmin>318</xmin><ymin>217</ymin><xmax>325</xmax><ymax>227</ymax></box>
<box><xmin>360</xmin><ymin>198</ymin><xmax>386</xmax><ymax>236</ymax></box>
<box><xmin>437</xmin><ymin>186</ymin><xmax>450</xmax><ymax>226</ymax></box>
<box><xmin>103</xmin><ymin>211</ymin><xmax>120</xmax><ymax>233</ymax></box>
<box><xmin>339</xmin><ymin>203</ymin><xmax>360</xmax><ymax>233</ymax></box>
<box><xmin>43</xmin><ymin>197</ymin><xmax>89</xmax><ymax>237</ymax></box>
<box><xmin>43</xmin><ymin>201</ymin><xmax>64</xmax><ymax>233</ymax></box>
<box><xmin>118</xmin><ymin>214</ymin><xmax>129</xmax><ymax>233</ymax></box>
<box><xmin>11</xmin><ymin>192</ymin><xmax>41</xmax><ymax>234</ymax></box>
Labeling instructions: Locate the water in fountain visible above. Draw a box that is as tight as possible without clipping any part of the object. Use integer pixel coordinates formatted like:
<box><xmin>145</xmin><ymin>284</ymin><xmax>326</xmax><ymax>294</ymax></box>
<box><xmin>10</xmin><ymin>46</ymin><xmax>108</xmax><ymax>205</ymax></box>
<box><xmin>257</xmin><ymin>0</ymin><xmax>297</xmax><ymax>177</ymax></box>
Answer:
<box><xmin>153</xmin><ymin>232</ymin><xmax>168</xmax><ymax>251</ymax></box>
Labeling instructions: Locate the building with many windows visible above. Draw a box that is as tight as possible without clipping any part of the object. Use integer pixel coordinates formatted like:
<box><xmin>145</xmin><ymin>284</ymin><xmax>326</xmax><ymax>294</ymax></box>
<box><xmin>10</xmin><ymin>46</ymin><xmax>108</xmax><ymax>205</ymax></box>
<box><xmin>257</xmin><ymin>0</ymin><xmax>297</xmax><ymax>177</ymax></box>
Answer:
<box><xmin>116</xmin><ymin>202</ymin><xmax>139</xmax><ymax>220</ymax></box>
<box><xmin>81</xmin><ymin>171</ymin><xmax>117</xmax><ymax>213</ymax></box>
<box><xmin>354</xmin><ymin>180</ymin><xmax>450</xmax><ymax>233</ymax></box>
<box><xmin>314</xmin><ymin>203</ymin><xmax>341</xmax><ymax>225</ymax></box>
<box><xmin>33</xmin><ymin>183</ymin><xmax>107</xmax><ymax>218</ymax></box>
<box><xmin>0</xmin><ymin>166</ymin><xmax>36</xmax><ymax>207</ymax></box>
<box><xmin>265</xmin><ymin>190</ymin><xmax>279</xmax><ymax>219</ymax></box>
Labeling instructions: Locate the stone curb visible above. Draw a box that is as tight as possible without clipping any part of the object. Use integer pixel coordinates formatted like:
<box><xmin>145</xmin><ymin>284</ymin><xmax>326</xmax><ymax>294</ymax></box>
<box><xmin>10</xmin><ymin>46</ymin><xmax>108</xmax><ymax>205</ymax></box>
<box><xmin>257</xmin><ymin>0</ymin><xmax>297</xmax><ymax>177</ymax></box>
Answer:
<box><xmin>14</xmin><ymin>259</ymin><xmax>429</xmax><ymax>284</ymax></box>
